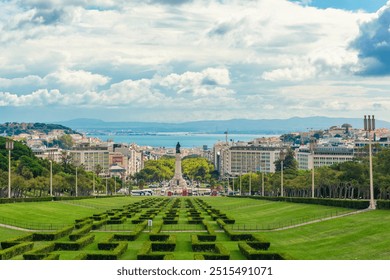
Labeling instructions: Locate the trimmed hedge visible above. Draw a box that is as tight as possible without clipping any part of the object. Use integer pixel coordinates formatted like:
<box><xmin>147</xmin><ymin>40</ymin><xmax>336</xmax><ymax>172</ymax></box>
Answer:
<box><xmin>0</xmin><ymin>242</ymin><xmax>34</xmax><ymax>260</ymax></box>
<box><xmin>92</xmin><ymin>219</ymin><xmax>108</xmax><ymax>230</ymax></box>
<box><xmin>0</xmin><ymin>197</ymin><xmax>53</xmax><ymax>204</ymax></box>
<box><xmin>32</xmin><ymin>225</ymin><xmax>74</xmax><ymax>241</ymax></box>
<box><xmin>0</xmin><ymin>195</ymin><xmax>116</xmax><ymax>204</ymax></box>
<box><xmin>149</xmin><ymin>234</ymin><xmax>170</xmax><ymax>242</ymax></box>
<box><xmin>54</xmin><ymin>234</ymin><xmax>95</xmax><ymax>250</ymax></box>
<box><xmin>193</xmin><ymin>243</ymin><xmax>230</xmax><ymax>260</ymax></box>
<box><xmin>137</xmin><ymin>235</ymin><xmax>177</xmax><ymax>259</ymax></box>
<box><xmin>137</xmin><ymin>242</ymin><xmax>175</xmax><ymax>260</ymax></box>
<box><xmin>84</xmin><ymin>242</ymin><xmax>128</xmax><ymax>260</ymax></box>
<box><xmin>69</xmin><ymin>224</ymin><xmax>93</xmax><ymax>241</ymax></box>
<box><xmin>238</xmin><ymin>242</ymin><xmax>289</xmax><ymax>260</ymax></box>
<box><xmin>23</xmin><ymin>243</ymin><xmax>56</xmax><ymax>260</ymax></box>
<box><xmin>217</xmin><ymin>218</ymin><xmax>261</xmax><ymax>241</ymax></box>
<box><xmin>202</xmin><ymin>221</ymin><xmax>215</xmax><ymax>235</ymax></box>
<box><xmin>235</xmin><ymin>196</ymin><xmax>370</xmax><ymax>210</ymax></box>
<box><xmin>377</xmin><ymin>200</ymin><xmax>390</xmax><ymax>209</ymax></box>
<box><xmin>1</xmin><ymin>234</ymin><xmax>34</xmax><ymax>249</ymax></box>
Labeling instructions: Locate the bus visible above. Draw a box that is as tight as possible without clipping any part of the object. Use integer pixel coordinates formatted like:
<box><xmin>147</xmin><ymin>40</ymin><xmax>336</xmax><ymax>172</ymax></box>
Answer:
<box><xmin>131</xmin><ymin>189</ymin><xmax>153</xmax><ymax>196</ymax></box>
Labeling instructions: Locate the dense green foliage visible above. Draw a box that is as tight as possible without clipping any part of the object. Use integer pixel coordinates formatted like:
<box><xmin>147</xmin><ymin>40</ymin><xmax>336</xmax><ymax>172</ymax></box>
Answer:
<box><xmin>134</xmin><ymin>156</ymin><xmax>217</xmax><ymax>184</ymax></box>
<box><xmin>0</xmin><ymin>122</ymin><xmax>78</xmax><ymax>136</ymax></box>
<box><xmin>225</xmin><ymin>147</ymin><xmax>390</xmax><ymax>200</ymax></box>
<box><xmin>0</xmin><ymin>136</ymin><xmax>120</xmax><ymax>198</ymax></box>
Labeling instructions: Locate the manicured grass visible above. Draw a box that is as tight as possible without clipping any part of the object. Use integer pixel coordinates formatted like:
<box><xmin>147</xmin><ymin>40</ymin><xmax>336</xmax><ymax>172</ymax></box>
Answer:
<box><xmin>0</xmin><ymin>228</ymin><xmax>28</xmax><ymax>243</ymax></box>
<box><xmin>0</xmin><ymin>197</ymin><xmax>143</xmax><ymax>229</ymax></box>
<box><xmin>201</xmin><ymin>197</ymin><xmax>353</xmax><ymax>229</ymax></box>
<box><xmin>258</xmin><ymin>210</ymin><xmax>390</xmax><ymax>260</ymax></box>
<box><xmin>1</xmin><ymin>196</ymin><xmax>389</xmax><ymax>260</ymax></box>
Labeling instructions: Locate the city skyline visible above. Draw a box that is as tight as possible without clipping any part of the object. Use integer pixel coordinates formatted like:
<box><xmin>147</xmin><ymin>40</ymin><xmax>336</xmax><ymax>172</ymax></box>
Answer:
<box><xmin>1</xmin><ymin>0</ymin><xmax>390</xmax><ymax>123</ymax></box>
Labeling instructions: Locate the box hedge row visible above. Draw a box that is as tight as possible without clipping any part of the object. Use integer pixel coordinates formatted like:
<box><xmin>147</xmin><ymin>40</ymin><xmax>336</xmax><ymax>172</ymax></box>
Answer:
<box><xmin>23</xmin><ymin>243</ymin><xmax>56</xmax><ymax>260</ymax></box>
<box><xmin>1</xmin><ymin>234</ymin><xmax>34</xmax><ymax>249</ymax></box>
<box><xmin>54</xmin><ymin>234</ymin><xmax>94</xmax><ymax>251</ymax></box>
<box><xmin>193</xmin><ymin>243</ymin><xmax>230</xmax><ymax>260</ymax></box>
<box><xmin>136</xmin><ymin>242</ymin><xmax>175</xmax><ymax>260</ymax></box>
<box><xmin>235</xmin><ymin>196</ymin><xmax>370</xmax><ymax>210</ymax></box>
<box><xmin>82</xmin><ymin>242</ymin><xmax>128</xmax><ymax>260</ymax></box>
<box><xmin>0</xmin><ymin>242</ymin><xmax>34</xmax><ymax>260</ymax></box>
<box><xmin>69</xmin><ymin>224</ymin><xmax>93</xmax><ymax>241</ymax></box>
<box><xmin>32</xmin><ymin>225</ymin><xmax>74</xmax><ymax>241</ymax></box>
<box><xmin>238</xmin><ymin>242</ymin><xmax>290</xmax><ymax>260</ymax></box>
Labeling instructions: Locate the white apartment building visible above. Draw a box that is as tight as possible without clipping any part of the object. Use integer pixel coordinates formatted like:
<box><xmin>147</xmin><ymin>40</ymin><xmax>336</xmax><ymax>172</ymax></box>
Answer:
<box><xmin>296</xmin><ymin>146</ymin><xmax>355</xmax><ymax>170</ymax></box>
<box><xmin>32</xmin><ymin>147</ymin><xmax>63</xmax><ymax>163</ymax></box>
<box><xmin>69</xmin><ymin>147</ymin><xmax>110</xmax><ymax>174</ymax></box>
<box><xmin>213</xmin><ymin>141</ymin><xmax>283</xmax><ymax>177</ymax></box>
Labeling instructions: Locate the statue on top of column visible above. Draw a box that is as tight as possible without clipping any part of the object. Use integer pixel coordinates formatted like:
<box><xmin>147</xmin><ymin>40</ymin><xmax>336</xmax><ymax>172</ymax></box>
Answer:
<box><xmin>176</xmin><ymin>142</ymin><xmax>181</xmax><ymax>154</ymax></box>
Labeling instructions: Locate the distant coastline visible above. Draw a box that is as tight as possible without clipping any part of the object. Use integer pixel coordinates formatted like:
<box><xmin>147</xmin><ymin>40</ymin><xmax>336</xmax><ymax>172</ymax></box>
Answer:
<box><xmin>87</xmin><ymin>132</ymin><xmax>277</xmax><ymax>148</ymax></box>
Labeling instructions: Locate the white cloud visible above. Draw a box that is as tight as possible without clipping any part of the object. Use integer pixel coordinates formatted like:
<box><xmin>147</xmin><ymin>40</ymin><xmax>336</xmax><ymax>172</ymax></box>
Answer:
<box><xmin>1</xmin><ymin>0</ymin><xmax>390</xmax><ymax>122</ymax></box>
<box><xmin>44</xmin><ymin>69</ymin><xmax>110</xmax><ymax>91</ymax></box>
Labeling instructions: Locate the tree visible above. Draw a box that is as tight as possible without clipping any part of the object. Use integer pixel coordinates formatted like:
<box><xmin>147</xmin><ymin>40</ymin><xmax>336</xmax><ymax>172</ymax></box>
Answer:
<box><xmin>275</xmin><ymin>148</ymin><xmax>298</xmax><ymax>172</ymax></box>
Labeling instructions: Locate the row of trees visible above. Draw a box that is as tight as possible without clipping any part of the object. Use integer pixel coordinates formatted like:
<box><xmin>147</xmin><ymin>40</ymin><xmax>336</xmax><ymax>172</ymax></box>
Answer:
<box><xmin>0</xmin><ymin>137</ymin><xmax>123</xmax><ymax>198</ymax></box>
<box><xmin>226</xmin><ymin>147</ymin><xmax>390</xmax><ymax>199</ymax></box>
<box><xmin>133</xmin><ymin>155</ymin><xmax>218</xmax><ymax>187</ymax></box>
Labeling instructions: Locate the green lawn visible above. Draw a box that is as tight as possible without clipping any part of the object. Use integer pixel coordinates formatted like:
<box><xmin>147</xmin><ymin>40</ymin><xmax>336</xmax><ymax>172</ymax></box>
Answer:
<box><xmin>201</xmin><ymin>197</ymin><xmax>353</xmax><ymax>229</ymax></box>
<box><xmin>0</xmin><ymin>228</ymin><xmax>28</xmax><ymax>242</ymax></box>
<box><xmin>259</xmin><ymin>210</ymin><xmax>390</xmax><ymax>260</ymax></box>
<box><xmin>0</xmin><ymin>196</ymin><xmax>143</xmax><ymax>229</ymax></box>
<box><xmin>1</xmin><ymin>196</ymin><xmax>389</xmax><ymax>260</ymax></box>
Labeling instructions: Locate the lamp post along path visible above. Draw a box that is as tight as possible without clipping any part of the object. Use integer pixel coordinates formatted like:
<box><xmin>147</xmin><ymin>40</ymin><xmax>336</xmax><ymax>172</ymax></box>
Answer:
<box><xmin>280</xmin><ymin>149</ymin><xmax>286</xmax><ymax>197</ymax></box>
<box><xmin>6</xmin><ymin>139</ymin><xmax>14</xmax><ymax>199</ymax></box>
<box><xmin>364</xmin><ymin>115</ymin><xmax>376</xmax><ymax>209</ymax></box>
<box><xmin>310</xmin><ymin>138</ymin><xmax>317</xmax><ymax>199</ymax></box>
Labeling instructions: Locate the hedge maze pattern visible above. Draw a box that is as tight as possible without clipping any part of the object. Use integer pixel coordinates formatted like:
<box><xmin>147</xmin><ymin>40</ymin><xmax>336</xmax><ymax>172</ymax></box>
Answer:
<box><xmin>0</xmin><ymin>197</ymin><xmax>289</xmax><ymax>260</ymax></box>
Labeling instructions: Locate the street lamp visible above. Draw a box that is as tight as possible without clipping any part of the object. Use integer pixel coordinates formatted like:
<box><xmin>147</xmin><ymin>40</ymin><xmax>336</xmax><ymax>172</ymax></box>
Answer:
<box><xmin>309</xmin><ymin>138</ymin><xmax>317</xmax><ymax>199</ymax></box>
<box><xmin>239</xmin><ymin>173</ymin><xmax>242</xmax><ymax>196</ymax></box>
<box><xmin>105</xmin><ymin>175</ymin><xmax>108</xmax><ymax>195</ymax></box>
<box><xmin>75</xmin><ymin>166</ymin><xmax>78</xmax><ymax>197</ymax></box>
<box><xmin>279</xmin><ymin>149</ymin><xmax>286</xmax><ymax>197</ymax></box>
<box><xmin>49</xmin><ymin>160</ymin><xmax>53</xmax><ymax>197</ymax></box>
<box><xmin>364</xmin><ymin>115</ymin><xmax>376</xmax><ymax>209</ymax></box>
<box><xmin>260</xmin><ymin>161</ymin><xmax>265</xmax><ymax>197</ymax></box>
<box><xmin>5</xmin><ymin>138</ymin><xmax>14</xmax><ymax>199</ymax></box>
<box><xmin>249</xmin><ymin>172</ymin><xmax>252</xmax><ymax>196</ymax></box>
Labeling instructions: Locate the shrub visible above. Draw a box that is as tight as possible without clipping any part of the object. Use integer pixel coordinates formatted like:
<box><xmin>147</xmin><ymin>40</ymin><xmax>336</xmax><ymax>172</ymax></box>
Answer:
<box><xmin>23</xmin><ymin>243</ymin><xmax>56</xmax><ymax>260</ymax></box>
<box><xmin>33</xmin><ymin>225</ymin><xmax>74</xmax><ymax>241</ymax></box>
<box><xmin>197</xmin><ymin>234</ymin><xmax>217</xmax><ymax>242</ymax></box>
<box><xmin>194</xmin><ymin>243</ymin><xmax>230</xmax><ymax>260</ymax></box>
<box><xmin>85</xmin><ymin>242</ymin><xmax>128</xmax><ymax>260</ymax></box>
<box><xmin>69</xmin><ymin>224</ymin><xmax>93</xmax><ymax>241</ymax></box>
<box><xmin>377</xmin><ymin>200</ymin><xmax>390</xmax><ymax>210</ymax></box>
<box><xmin>240</xmin><ymin>196</ymin><xmax>370</xmax><ymax>210</ymax></box>
<box><xmin>54</xmin><ymin>234</ymin><xmax>94</xmax><ymax>251</ymax></box>
<box><xmin>92</xmin><ymin>219</ymin><xmax>108</xmax><ymax>230</ymax></box>
<box><xmin>238</xmin><ymin>242</ymin><xmax>289</xmax><ymax>260</ymax></box>
<box><xmin>149</xmin><ymin>234</ymin><xmax>170</xmax><ymax>242</ymax></box>
<box><xmin>1</xmin><ymin>234</ymin><xmax>33</xmax><ymax>249</ymax></box>
<box><xmin>0</xmin><ymin>242</ymin><xmax>34</xmax><ymax>260</ymax></box>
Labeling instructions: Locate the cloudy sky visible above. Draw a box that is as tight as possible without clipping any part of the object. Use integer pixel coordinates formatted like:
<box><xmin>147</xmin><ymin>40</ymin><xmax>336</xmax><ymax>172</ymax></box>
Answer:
<box><xmin>1</xmin><ymin>0</ymin><xmax>390</xmax><ymax>123</ymax></box>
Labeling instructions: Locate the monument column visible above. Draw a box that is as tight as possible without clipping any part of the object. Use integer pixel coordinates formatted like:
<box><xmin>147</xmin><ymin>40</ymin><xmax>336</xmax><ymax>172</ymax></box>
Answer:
<box><xmin>169</xmin><ymin>142</ymin><xmax>188</xmax><ymax>194</ymax></box>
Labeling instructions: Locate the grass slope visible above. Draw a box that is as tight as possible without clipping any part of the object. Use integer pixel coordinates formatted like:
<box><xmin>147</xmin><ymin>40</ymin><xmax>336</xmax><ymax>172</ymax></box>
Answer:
<box><xmin>1</xmin><ymin>196</ymin><xmax>389</xmax><ymax>260</ymax></box>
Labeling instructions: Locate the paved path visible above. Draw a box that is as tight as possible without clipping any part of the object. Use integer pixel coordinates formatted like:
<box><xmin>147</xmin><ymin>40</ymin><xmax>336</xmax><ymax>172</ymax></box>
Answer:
<box><xmin>0</xmin><ymin>223</ymin><xmax>39</xmax><ymax>232</ymax></box>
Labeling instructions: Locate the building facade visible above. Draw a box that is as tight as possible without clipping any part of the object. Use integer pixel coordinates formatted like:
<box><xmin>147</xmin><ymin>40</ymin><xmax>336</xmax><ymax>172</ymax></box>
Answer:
<box><xmin>296</xmin><ymin>146</ymin><xmax>355</xmax><ymax>170</ymax></box>
<box><xmin>69</xmin><ymin>147</ymin><xmax>110</xmax><ymax>174</ymax></box>
<box><xmin>213</xmin><ymin>141</ymin><xmax>284</xmax><ymax>177</ymax></box>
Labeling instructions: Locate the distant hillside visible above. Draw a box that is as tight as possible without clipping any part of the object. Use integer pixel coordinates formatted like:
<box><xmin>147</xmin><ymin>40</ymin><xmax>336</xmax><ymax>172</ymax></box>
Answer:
<box><xmin>59</xmin><ymin>116</ymin><xmax>390</xmax><ymax>134</ymax></box>
<box><xmin>0</xmin><ymin>122</ymin><xmax>79</xmax><ymax>136</ymax></box>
